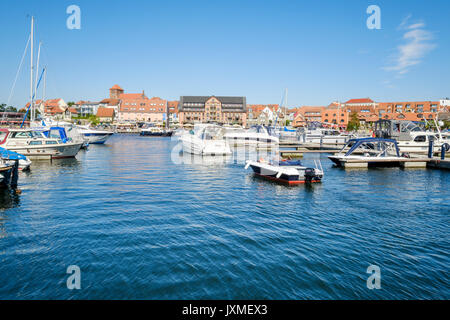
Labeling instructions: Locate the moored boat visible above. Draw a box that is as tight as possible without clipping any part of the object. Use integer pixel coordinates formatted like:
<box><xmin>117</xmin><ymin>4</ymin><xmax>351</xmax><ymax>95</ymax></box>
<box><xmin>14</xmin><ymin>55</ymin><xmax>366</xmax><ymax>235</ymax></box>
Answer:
<box><xmin>0</xmin><ymin>128</ymin><xmax>83</xmax><ymax>159</ymax></box>
<box><xmin>245</xmin><ymin>159</ymin><xmax>323</xmax><ymax>185</ymax></box>
<box><xmin>328</xmin><ymin>137</ymin><xmax>405</xmax><ymax>167</ymax></box>
<box><xmin>180</xmin><ymin>124</ymin><xmax>232</xmax><ymax>156</ymax></box>
<box><xmin>140</xmin><ymin>125</ymin><xmax>173</xmax><ymax>136</ymax></box>
<box><xmin>0</xmin><ymin>147</ymin><xmax>24</xmax><ymax>188</ymax></box>
<box><xmin>224</xmin><ymin>125</ymin><xmax>279</xmax><ymax>147</ymax></box>
<box><xmin>77</xmin><ymin>125</ymin><xmax>114</xmax><ymax>144</ymax></box>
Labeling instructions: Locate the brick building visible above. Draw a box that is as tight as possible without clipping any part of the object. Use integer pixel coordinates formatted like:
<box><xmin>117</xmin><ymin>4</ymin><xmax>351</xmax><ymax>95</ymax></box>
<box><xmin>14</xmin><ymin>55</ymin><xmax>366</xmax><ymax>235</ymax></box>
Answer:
<box><xmin>178</xmin><ymin>96</ymin><xmax>247</xmax><ymax>126</ymax></box>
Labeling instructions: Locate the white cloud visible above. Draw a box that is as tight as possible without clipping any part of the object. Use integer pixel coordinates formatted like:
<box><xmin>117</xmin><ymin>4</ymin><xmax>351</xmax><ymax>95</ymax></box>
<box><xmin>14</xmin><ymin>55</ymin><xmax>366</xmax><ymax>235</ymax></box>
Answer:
<box><xmin>385</xmin><ymin>18</ymin><xmax>436</xmax><ymax>75</ymax></box>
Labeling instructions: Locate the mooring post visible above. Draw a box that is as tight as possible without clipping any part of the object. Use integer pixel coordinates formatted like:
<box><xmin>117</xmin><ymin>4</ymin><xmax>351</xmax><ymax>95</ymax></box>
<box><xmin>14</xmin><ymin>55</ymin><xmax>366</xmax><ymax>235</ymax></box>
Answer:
<box><xmin>428</xmin><ymin>138</ymin><xmax>434</xmax><ymax>159</ymax></box>
<box><xmin>442</xmin><ymin>143</ymin><xmax>449</xmax><ymax>160</ymax></box>
<box><xmin>11</xmin><ymin>159</ymin><xmax>19</xmax><ymax>189</ymax></box>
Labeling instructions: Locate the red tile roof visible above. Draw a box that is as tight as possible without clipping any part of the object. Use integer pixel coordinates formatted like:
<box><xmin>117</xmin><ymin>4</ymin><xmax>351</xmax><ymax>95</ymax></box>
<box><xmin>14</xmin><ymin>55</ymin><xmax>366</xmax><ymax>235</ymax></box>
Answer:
<box><xmin>100</xmin><ymin>98</ymin><xmax>120</xmax><ymax>106</ymax></box>
<box><xmin>110</xmin><ymin>84</ymin><xmax>123</xmax><ymax>90</ymax></box>
<box><xmin>96</xmin><ymin>107</ymin><xmax>114</xmax><ymax>118</ymax></box>
<box><xmin>345</xmin><ymin>98</ymin><xmax>374</xmax><ymax>104</ymax></box>
<box><xmin>120</xmin><ymin>93</ymin><xmax>146</xmax><ymax>100</ymax></box>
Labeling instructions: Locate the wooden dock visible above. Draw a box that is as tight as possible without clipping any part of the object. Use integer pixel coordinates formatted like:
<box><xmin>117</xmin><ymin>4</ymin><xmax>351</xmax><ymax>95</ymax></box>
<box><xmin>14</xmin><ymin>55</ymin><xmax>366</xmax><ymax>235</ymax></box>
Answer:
<box><xmin>427</xmin><ymin>158</ymin><xmax>450</xmax><ymax>170</ymax></box>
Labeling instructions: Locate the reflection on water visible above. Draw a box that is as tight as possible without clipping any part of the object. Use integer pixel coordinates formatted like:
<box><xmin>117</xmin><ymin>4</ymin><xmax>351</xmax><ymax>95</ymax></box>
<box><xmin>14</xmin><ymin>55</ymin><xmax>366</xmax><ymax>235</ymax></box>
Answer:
<box><xmin>0</xmin><ymin>189</ymin><xmax>20</xmax><ymax>211</ymax></box>
<box><xmin>0</xmin><ymin>135</ymin><xmax>449</xmax><ymax>300</ymax></box>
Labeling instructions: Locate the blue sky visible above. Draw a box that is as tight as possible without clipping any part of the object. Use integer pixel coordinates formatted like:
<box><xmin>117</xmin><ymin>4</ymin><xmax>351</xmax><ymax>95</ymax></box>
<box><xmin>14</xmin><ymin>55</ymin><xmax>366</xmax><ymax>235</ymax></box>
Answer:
<box><xmin>1</xmin><ymin>0</ymin><xmax>449</xmax><ymax>109</ymax></box>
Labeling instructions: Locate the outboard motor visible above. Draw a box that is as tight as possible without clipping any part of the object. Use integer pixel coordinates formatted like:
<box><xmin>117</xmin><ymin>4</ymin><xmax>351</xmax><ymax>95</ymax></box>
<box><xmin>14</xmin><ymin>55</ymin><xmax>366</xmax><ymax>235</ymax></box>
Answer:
<box><xmin>304</xmin><ymin>168</ymin><xmax>318</xmax><ymax>183</ymax></box>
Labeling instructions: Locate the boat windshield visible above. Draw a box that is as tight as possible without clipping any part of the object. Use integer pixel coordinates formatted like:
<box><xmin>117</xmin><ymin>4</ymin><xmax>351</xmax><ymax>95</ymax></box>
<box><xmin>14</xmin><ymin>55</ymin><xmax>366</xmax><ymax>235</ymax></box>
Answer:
<box><xmin>30</xmin><ymin>131</ymin><xmax>45</xmax><ymax>138</ymax></box>
<box><xmin>248</xmin><ymin>126</ymin><xmax>268</xmax><ymax>135</ymax></box>
<box><xmin>199</xmin><ymin>126</ymin><xmax>225</xmax><ymax>140</ymax></box>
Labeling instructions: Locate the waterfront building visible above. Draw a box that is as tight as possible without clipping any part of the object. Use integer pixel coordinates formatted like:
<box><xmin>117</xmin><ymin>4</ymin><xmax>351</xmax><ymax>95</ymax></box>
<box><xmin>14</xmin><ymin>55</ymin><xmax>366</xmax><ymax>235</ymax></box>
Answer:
<box><xmin>247</xmin><ymin>104</ymin><xmax>280</xmax><ymax>126</ymax></box>
<box><xmin>292</xmin><ymin>106</ymin><xmax>325</xmax><ymax>127</ymax></box>
<box><xmin>167</xmin><ymin>101</ymin><xmax>179</xmax><ymax>124</ymax></box>
<box><xmin>119</xmin><ymin>93</ymin><xmax>167</xmax><ymax>123</ymax></box>
<box><xmin>96</xmin><ymin>107</ymin><xmax>115</xmax><ymax>123</ymax></box>
<box><xmin>0</xmin><ymin>112</ymin><xmax>28</xmax><ymax>126</ymax></box>
<box><xmin>321</xmin><ymin>105</ymin><xmax>349</xmax><ymax>128</ymax></box>
<box><xmin>75</xmin><ymin>101</ymin><xmax>101</xmax><ymax>117</ymax></box>
<box><xmin>292</xmin><ymin>98</ymin><xmax>449</xmax><ymax>129</ymax></box>
<box><xmin>178</xmin><ymin>96</ymin><xmax>247</xmax><ymax>127</ymax></box>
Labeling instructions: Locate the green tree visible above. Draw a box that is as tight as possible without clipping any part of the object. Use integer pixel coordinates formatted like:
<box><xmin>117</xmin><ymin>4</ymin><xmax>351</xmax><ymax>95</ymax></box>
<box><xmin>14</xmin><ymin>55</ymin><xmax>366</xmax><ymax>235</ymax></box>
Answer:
<box><xmin>347</xmin><ymin>112</ymin><xmax>360</xmax><ymax>131</ymax></box>
<box><xmin>5</xmin><ymin>106</ymin><xmax>17</xmax><ymax>112</ymax></box>
<box><xmin>67</xmin><ymin>101</ymin><xmax>75</xmax><ymax>107</ymax></box>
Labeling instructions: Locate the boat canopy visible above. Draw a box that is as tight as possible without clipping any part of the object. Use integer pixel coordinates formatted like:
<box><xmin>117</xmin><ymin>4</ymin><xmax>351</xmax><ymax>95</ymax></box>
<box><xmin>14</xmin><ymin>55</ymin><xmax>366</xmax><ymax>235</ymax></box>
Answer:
<box><xmin>343</xmin><ymin>138</ymin><xmax>400</xmax><ymax>157</ymax></box>
<box><xmin>38</xmin><ymin>127</ymin><xmax>69</xmax><ymax>143</ymax></box>
<box><xmin>0</xmin><ymin>147</ymin><xmax>27</xmax><ymax>160</ymax></box>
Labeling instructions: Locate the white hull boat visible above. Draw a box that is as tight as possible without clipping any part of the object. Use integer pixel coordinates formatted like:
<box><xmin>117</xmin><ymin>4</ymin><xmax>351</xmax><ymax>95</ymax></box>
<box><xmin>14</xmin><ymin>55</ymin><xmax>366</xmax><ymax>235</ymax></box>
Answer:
<box><xmin>0</xmin><ymin>128</ymin><xmax>83</xmax><ymax>159</ymax></box>
<box><xmin>180</xmin><ymin>124</ymin><xmax>232</xmax><ymax>156</ymax></box>
<box><xmin>224</xmin><ymin>125</ymin><xmax>279</xmax><ymax>147</ymax></box>
<box><xmin>77</xmin><ymin>126</ymin><xmax>113</xmax><ymax>144</ymax></box>
<box><xmin>245</xmin><ymin>159</ymin><xmax>323</xmax><ymax>185</ymax></box>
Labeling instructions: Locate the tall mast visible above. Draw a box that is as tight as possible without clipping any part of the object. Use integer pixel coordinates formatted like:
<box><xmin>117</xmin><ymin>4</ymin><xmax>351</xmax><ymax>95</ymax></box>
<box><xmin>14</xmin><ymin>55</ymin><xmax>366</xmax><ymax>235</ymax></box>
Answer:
<box><xmin>30</xmin><ymin>16</ymin><xmax>34</xmax><ymax>123</ymax></box>
<box><xmin>285</xmin><ymin>88</ymin><xmax>288</xmax><ymax>125</ymax></box>
<box><xmin>43</xmin><ymin>67</ymin><xmax>46</xmax><ymax>103</ymax></box>
<box><xmin>33</xmin><ymin>41</ymin><xmax>41</xmax><ymax>122</ymax></box>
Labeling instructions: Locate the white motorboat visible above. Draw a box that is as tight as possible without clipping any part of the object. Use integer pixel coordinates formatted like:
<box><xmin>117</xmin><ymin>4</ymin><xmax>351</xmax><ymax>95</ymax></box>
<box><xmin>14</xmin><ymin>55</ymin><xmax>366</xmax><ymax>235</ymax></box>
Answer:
<box><xmin>299</xmin><ymin>127</ymin><xmax>350</xmax><ymax>144</ymax></box>
<box><xmin>77</xmin><ymin>125</ymin><xmax>114</xmax><ymax>144</ymax></box>
<box><xmin>245</xmin><ymin>159</ymin><xmax>323</xmax><ymax>185</ymax></box>
<box><xmin>374</xmin><ymin>120</ymin><xmax>448</xmax><ymax>154</ymax></box>
<box><xmin>140</xmin><ymin>125</ymin><xmax>173</xmax><ymax>136</ymax></box>
<box><xmin>224</xmin><ymin>125</ymin><xmax>279</xmax><ymax>147</ymax></box>
<box><xmin>180</xmin><ymin>124</ymin><xmax>232</xmax><ymax>156</ymax></box>
<box><xmin>0</xmin><ymin>128</ymin><xmax>83</xmax><ymax>159</ymax></box>
<box><xmin>32</xmin><ymin>119</ymin><xmax>89</xmax><ymax>148</ymax></box>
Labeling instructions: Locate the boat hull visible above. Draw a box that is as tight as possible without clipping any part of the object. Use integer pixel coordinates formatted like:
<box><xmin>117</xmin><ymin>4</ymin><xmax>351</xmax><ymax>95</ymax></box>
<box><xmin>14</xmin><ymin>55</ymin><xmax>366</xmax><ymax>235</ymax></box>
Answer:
<box><xmin>82</xmin><ymin>133</ymin><xmax>113</xmax><ymax>144</ymax></box>
<box><xmin>5</xmin><ymin>142</ymin><xmax>83</xmax><ymax>159</ymax></box>
<box><xmin>246</xmin><ymin>161</ymin><xmax>322</xmax><ymax>185</ymax></box>
<box><xmin>140</xmin><ymin>131</ymin><xmax>173</xmax><ymax>137</ymax></box>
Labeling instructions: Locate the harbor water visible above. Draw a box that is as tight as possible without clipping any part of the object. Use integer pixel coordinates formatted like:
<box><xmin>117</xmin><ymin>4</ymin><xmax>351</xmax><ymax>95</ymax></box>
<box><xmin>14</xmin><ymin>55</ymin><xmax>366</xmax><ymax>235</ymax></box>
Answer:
<box><xmin>0</xmin><ymin>134</ymin><xmax>448</xmax><ymax>299</ymax></box>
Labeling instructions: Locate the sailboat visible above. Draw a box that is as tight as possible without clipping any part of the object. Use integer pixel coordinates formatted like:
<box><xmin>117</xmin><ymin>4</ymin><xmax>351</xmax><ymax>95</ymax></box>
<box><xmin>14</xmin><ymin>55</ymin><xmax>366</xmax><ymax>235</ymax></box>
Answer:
<box><xmin>5</xmin><ymin>17</ymin><xmax>83</xmax><ymax>159</ymax></box>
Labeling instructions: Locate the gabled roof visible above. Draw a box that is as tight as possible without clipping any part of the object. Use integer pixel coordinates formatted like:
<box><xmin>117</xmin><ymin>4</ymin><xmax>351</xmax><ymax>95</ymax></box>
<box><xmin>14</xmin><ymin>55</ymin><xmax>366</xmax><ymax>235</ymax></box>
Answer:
<box><xmin>96</xmin><ymin>107</ymin><xmax>114</xmax><ymax>118</ymax></box>
<box><xmin>120</xmin><ymin>93</ymin><xmax>146</xmax><ymax>100</ymax></box>
<box><xmin>345</xmin><ymin>98</ymin><xmax>374</xmax><ymax>104</ymax></box>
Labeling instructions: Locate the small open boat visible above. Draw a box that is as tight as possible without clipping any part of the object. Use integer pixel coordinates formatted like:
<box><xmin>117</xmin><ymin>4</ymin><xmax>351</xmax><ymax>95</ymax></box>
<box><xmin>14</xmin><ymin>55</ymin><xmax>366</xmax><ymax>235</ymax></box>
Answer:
<box><xmin>245</xmin><ymin>159</ymin><xmax>323</xmax><ymax>185</ymax></box>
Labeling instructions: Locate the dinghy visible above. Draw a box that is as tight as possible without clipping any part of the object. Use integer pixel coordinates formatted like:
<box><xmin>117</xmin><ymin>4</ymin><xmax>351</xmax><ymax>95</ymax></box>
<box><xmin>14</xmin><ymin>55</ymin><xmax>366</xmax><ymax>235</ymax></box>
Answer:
<box><xmin>245</xmin><ymin>159</ymin><xmax>323</xmax><ymax>185</ymax></box>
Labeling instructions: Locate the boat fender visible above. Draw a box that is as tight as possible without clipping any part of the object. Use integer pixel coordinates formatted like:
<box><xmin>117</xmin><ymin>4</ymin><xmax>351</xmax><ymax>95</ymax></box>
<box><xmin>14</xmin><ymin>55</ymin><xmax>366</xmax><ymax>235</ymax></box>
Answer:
<box><xmin>401</xmin><ymin>152</ymin><xmax>411</xmax><ymax>158</ymax></box>
<box><xmin>244</xmin><ymin>162</ymin><xmax>251</xmax><ymax>170</ymax></box>
<box><xmin>443</xmin><ymin>143</ymin><xmax>450</xmax><ymax>152</ymax></box>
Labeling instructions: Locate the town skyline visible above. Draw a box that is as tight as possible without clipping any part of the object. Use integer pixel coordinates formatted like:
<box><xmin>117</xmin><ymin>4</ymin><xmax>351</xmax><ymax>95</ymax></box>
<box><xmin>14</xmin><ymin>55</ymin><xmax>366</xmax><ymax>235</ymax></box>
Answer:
<box><xmin>1</xmin><ymin>0</ymin><xmax>450</xmax><ymax>109</ymax></box>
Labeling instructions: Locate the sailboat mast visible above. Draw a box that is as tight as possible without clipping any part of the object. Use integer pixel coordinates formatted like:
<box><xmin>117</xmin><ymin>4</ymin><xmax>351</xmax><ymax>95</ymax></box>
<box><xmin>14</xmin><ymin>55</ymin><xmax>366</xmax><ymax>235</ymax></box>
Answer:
<box><xmin>30</xmin><ymin>16</ymin><xmax>34</xmax><ymax>124</ymax></box>
<box><xmin>285</xmin><ymin>88</ymin><xmax>288</xmax><ymax>125</ymax></box>
<box><xmin>43</xmin><ymin>67</ymin><xmax>46</xmax><ymax>103</ymax></box>
<box><xmin>33</xmin><ymin>41</ymin><xmax>41</xmax><ymax>122</ymax></box>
